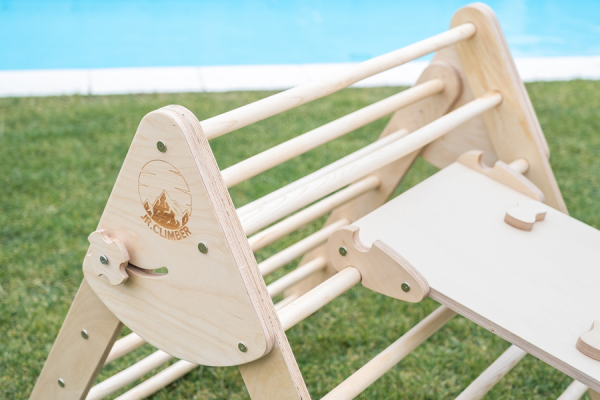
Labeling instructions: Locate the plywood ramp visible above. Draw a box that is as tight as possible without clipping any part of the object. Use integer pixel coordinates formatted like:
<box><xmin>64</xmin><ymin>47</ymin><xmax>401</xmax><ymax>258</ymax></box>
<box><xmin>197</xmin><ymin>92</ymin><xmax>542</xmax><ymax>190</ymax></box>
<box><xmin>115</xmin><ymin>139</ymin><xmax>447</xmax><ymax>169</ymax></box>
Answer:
<box><xmin>349</xmin><ymin>162</ymin><xmax>600</xmax><ymax>391</ymax></box>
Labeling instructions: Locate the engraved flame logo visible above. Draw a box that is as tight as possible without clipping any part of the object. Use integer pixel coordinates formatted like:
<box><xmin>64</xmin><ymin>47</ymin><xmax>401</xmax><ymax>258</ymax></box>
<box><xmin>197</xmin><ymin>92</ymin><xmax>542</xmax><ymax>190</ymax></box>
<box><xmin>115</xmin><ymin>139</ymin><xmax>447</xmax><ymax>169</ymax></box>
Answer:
<box><xmin>138</xmin><ymin>161</ymin><xmax>192</xmax><ymax>230</ymax></box>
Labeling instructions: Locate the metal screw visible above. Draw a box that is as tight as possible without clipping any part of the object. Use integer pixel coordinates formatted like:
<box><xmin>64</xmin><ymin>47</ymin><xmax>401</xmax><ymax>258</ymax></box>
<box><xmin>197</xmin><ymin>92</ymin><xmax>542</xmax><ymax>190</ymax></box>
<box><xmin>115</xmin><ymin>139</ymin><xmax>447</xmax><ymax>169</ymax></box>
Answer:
<box><xmin>157</xmin><ymin>141</ymin><xmax>167</xmax><ymax>152</ymax></box>
<box><xmin>238</xmin><ymin>342</ymin><xmax>248</xmax><ymax>352</ymax></box>
<box><xmin>58</xmin><ymin>378</ymin><xmax>65</xmax><ymax>388</ymax></box>
<box><xmin>81</xmin><ymin>330</ymin><xmax>89</xmax><ymax>339</ymax></box>
<box><xmin>198</xmin><ymin>243</ymin><xmax>208</xmax><ymax>254</ymax></box>
<box><xmin>100</xmin><ymin>255</ymin><xmax>109</xmax><ymax>265</ymax></box>
<box><xmin>401</xmin><ymin>282</ymin><xmax>411</xmax><ymax>292</ymax></box>
<box><xmin>339</xmin><ymin>247</ymin><xmax>348</xmax><ymax>256</ymax></box>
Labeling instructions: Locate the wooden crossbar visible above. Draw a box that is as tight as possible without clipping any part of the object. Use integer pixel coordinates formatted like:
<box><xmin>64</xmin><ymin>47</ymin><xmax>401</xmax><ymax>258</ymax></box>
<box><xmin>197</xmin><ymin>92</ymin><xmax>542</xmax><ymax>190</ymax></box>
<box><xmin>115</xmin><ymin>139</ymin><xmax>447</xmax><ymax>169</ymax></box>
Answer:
<box><xmin>240</xmin><ymin>91</ymin><xmax>502</xmax><ymax>234</ymax></box>
<box><xmin>105</xmin><ymin>333</ymin><xmax>146</xmax><ymax>365</ymax></box>
<box><xmin>237</xmin><ymin>128</ymin><xmax>408</xmax><ymax>217</ymax></box>
<box><xmin>455</xmin><ymin>345</ymin><xmax>527</xmax><ymax>400</ymax></box>
<box><xmin>557</xmin><ymin>381</ymin><xmax>591</xmax><ymax>400</ymax></box>
<box><xmin>258</xmin><ymin>219</ymin><xmax>349</xmax><ymax>276</ymax></box>
<box><xmin>322</xmin><ymin>306</ymin><xmax>456</xmax><ymax>400</ymax></box>
<box><xmin>246</xmin><ymin>175</ymin><xmax>379</xmax><ymax>241</ymax></box>
<box><xmin>221</xmin><ymin>79</ymin><xmax>443</xmax><ymax>188</ymax></box>
<box><xmin>200</xmin><ymin>24</ymin><xmax>475</xmax><ymax>139</ymax></box>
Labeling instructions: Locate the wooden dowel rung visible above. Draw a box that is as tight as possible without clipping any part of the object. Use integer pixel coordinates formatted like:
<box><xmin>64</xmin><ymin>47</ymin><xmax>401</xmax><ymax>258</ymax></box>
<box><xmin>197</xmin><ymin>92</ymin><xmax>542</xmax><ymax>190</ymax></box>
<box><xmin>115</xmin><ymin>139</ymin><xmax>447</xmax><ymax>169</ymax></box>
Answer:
<box><xmin>258</xmin><ymin>218</ymin><xmax>349</xmax><ymax>276</ymax></box>
<box><xmin>274</xmin><ymin>294</ymin><xmax>300</xmax><ymax>311</ymax></box>
<box><xmin>455</xmin><ymin>345</ymin><xmax>526</xmax><ymax>400</ymax></box>
<box><xmin>222</xmin><ymin>79</ymin><xmax>444</xmax><ymax>188</ymax></box>
<box><xmin>114</xmin><ymin>360</ymin><xmax>197</xmax><ymax>400</ymax></box>
<box><xmin>241</xmin><ymin>91</ymin><xmax>503</xmax><ymax>235</ymax></box>
<box><xmin>267</xmin><ymin>257</ymin><xmax>328</xmax><ymax>298</ymax></box>
<box><xmin>278</xmin><ymin>267</ymin><xmax>362</xmax><ymax>331</ymax></box>
<box><xmin>237</xmin><ymin>128</ymin><xmax>409</xmax><ymax>218</ymax></box>
<box><xmin>556</xmin><ymin>381</ymin><xmax>590</xmax><ymax>400</ymax></box>
<box><xmin>87</xmin><ymin>351</ymin><xmax>173</xmax><ymax>400</ymax></box>
<box><xmin>105</xmin><ymin>332</ymin><xmax>147</xmax><ymax>365</ymax></box>
<box><xmin>200</xmin><ymin>23</ymin><xmax>475</xmax><ymax>140</ymax></box>
<box><xmin>247</xmin><ymin>174</ymin><xmax>377</xmax><ymax>242</ymax></box>
<box><xmin>321</xmin><ymin>305</ymin><xmax>456</xmax><ymax>400</ymax></box>
<box><xmin>508</xmin><ymin>158</ymin><xmax>529</xmax><ymax>174</ymax></box>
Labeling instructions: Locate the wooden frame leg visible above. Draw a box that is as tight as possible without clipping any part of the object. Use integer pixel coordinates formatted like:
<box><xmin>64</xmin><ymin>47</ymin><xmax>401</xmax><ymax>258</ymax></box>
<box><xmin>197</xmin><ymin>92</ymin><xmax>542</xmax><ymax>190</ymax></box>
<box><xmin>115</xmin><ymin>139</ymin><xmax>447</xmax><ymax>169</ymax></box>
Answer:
<box><xmin>238</xmin><ymin>337</ymin><xmax>306</xmax><ymax>400</ymax></box>
<box><xmin>30</xmin><ymin>278</ymin><xmax>122</xmax><ymax>400</ymax></box>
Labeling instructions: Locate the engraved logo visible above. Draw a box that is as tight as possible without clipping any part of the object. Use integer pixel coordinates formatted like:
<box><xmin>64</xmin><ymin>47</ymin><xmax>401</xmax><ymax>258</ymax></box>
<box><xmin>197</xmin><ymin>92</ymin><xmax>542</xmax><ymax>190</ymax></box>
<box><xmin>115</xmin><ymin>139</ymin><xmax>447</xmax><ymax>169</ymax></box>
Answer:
<box><xmin>138</xmin><ymin>160</ymin><xmax>192</xmax><ymax>241</ymax></box>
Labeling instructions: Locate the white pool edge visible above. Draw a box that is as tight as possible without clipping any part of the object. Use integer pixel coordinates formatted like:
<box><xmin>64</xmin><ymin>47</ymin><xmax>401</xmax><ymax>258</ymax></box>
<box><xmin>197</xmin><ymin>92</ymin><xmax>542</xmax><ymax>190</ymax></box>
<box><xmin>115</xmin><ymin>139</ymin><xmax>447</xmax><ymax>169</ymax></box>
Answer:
<box><xmin>1</xmin><ymin>56</ymin><xmax>599</xmax><ymax>97</ymax></box>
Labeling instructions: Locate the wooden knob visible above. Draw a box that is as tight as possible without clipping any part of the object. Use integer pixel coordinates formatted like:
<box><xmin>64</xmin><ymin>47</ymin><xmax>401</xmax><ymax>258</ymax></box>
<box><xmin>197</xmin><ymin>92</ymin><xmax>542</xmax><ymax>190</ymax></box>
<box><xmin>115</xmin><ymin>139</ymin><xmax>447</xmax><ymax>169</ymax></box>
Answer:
<box><xmin>87</xmin><ymin>230</ymin><xmax>130</xmax><ymax>286</ymax></box>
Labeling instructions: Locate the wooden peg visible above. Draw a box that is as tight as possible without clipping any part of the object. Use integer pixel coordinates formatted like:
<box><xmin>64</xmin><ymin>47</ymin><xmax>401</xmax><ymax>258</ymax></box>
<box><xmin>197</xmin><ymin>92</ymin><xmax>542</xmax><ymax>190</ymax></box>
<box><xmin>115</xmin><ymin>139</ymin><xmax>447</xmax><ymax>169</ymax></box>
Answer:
<box><xmin>87</xmin><ymin>230</ymin><xmax>130</xmax><ymax>286</ymax></box>
<box><xmin>577</xmin><ymin>321</ymin><xmax>600</xmax><ymax>361</ymax></box>
<box><xmin>327</xmin><ymin>225</ymin><xmax>429</xmax><ymax>302</ymax></box>
<box><xmin>504</xmin><ymin>201</ymin><xmax>547</xmax><ymax>231</ymax></box>
<box><xmin>458</xmin><ymin>150</ymin><xmax>544</xmax><ymax>202</ymax></box>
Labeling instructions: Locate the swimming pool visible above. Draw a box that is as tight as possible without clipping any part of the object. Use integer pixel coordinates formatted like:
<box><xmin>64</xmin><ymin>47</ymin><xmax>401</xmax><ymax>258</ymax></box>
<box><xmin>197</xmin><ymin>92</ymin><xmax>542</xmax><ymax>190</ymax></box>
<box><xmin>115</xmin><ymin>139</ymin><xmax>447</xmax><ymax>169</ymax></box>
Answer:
<box><xmin>1</xmin><ymin>0</ymin><xmax>599</xmax><ymax>70</ymax></box>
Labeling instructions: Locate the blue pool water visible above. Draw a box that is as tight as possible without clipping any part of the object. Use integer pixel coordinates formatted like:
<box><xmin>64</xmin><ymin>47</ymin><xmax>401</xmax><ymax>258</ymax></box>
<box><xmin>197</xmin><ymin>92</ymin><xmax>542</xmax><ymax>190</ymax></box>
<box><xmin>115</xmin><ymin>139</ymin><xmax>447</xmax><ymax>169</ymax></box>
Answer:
<box><xmin>1</xmin><ymin>0</ymin><xmax>599</xmax><ymax>70</ymax></box>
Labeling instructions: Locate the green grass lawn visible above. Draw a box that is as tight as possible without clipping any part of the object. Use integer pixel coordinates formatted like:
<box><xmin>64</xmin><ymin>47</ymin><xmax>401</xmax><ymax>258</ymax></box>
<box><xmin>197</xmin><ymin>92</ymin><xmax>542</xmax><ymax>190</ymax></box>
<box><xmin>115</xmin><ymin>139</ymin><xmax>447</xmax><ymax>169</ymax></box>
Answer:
<box><xmin>1</xmin><ymin>81</ymin><xmax>599</xmax><ymax>399</ymax></box>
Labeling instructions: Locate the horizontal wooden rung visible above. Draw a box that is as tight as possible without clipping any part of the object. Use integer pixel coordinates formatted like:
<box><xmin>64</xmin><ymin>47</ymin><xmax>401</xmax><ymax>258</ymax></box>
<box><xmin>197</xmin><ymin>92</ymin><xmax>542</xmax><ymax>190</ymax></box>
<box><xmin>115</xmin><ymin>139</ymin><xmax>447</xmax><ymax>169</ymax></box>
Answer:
<box><xmin>114</xmin><ymin>360</ymin><xmax>197</xmax><ymax>400</ymax></box>
<box><xmin>278</xmin><ymin>267</ymin><xmax>362</xmax><ymax>331</ymax></box>
<box><xmin>246</xmin><ymin>175</ymin><xmax>379</xmax><ymax>239</ymax></box>
<box><xmin>321</xmin><ymin>306</ymin><xmax>456</xmax><ymax>400</ymax></box>
<box><xmin>87</xmin><ymin>351</ymin><xmax>173</xmax><ymax>400</ymax></box>
<box><xmin>200</xmin><ymin>23</ymin><xmax>475</xmax><ymax>139</ymax></box>
<box><xmin>455</xmin><ymin>345</ymin><xmax>526</xmax><ymax>400</ymax></box>
<box><xmin>240</xmin><ymin>92</ymin><xmax>503</xmax><ymax>235</ymax></box>
<box><xmin>237</xmin><ymin>127</ymin><xmax>409</xmax><ymax>218</ymax></box>
<box><xmin>267</xmin><ymin>257</ymin><xmax>327</xmax><ymax>298</ymax></box>
<box><xmin>258</xmin><ymin>218</ymin><xmax>349</xmax><ymax>276</ymax></box>
<box><xmin>104</xmin><ymin>332</ymin><xmax>146</xmax><ymax>365</ymax></box>
<box><xmin>557</xmin><ymin>381</ymin><xmax>592</xmax><ymax>400</ymax></box>
<box><xmin>221</xmin><ymin>79</ymin><xmax>444</xmax><ymax>188</ymax></box>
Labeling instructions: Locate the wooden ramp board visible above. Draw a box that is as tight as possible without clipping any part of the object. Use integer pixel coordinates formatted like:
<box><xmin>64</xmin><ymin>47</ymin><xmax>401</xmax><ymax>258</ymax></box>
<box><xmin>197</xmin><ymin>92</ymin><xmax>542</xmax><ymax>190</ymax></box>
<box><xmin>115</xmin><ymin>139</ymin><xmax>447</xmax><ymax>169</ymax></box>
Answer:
<box><xmin>350</xmin><ymin>163</ymin><xmax>600</xmax><ymax>391</ymax></box>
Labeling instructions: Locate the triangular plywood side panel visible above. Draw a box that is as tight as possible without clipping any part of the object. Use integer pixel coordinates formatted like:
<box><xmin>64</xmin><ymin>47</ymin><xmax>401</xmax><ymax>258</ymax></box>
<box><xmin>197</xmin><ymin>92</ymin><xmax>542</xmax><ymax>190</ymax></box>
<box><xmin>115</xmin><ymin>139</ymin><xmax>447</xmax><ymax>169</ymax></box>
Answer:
<box><xmin>83</xmin><ymin>106</ymin><xmax>274</xmax><ymax>367</ymax></box>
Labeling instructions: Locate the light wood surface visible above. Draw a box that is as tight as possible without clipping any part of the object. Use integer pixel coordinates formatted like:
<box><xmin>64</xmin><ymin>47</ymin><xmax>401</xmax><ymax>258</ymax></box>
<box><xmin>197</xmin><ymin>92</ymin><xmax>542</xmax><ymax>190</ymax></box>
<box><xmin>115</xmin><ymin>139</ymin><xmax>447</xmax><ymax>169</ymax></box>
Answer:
<box><xmin>504</xmin><ymin>200</ymin><xmax>548</xmax><ymax>231</ymax></box>
<box><xmin>30</xmin><ymin>279</ymin><xmax>122</xmax><ymax>400</ymax></box>
<box><xmin>458</xmin><ymin>150</ymin><xmax>544</xmax><ymax>201</ymax></box>
<box><xmin>289</xmin><ymin>61</ymin><xmax>463</xmax><ymax>298</ymax></box>
<box><xmin>455</xmin><ymin>345</ymin><xmax>526</xmax><ymax>400</ymax></box>
<box><xmin>82</xmin><ymin>106</ymin><xmax>273</xmax><ymax>366</ymax></box>
<box><xmin>240</xmin><ymin>92</ymin><xmax>502</xmax><ymax>236</ymax></box>
<box><xmin>87</xmin><ymin>230</ymin><xmax>130</xmax><ymax>286</ymax></box>
<box><xmin>200</xmin><ymin>24</ymin><xmax>475</xmax><ymax>140</ymax></box>
<box><xmin>577</xmin><ymin>321</ymin><xmax>600</xmax><ymax>361</ymax></box>
<box><xmin>105</xmin><ymin>333</ymin><xmax>146</xmax><ymax>365</ymax></box>
<box><xmin>274</xmin><ymin>294</ymin><xmax>299</xmax><ymax>311</ymax></box>
<box><xmin>239</xmin><ymin>340</ymin><xmax>306</xmax><ymax>400</ymax></box>
<box><xmin>451</xmin><ymin>4</ymin><xmax>566</xmax><ymax>212</ymax></box>
<box><xmin>267</xmin><ymin>257</ymin><xmax>327</xmax><ymax>298</ymax></box>
<box><xmin>278</xmin><ymin>267</ymin><xmax>362</xmax><ymax>331</ymax></box>
<box><xmin>321</xmin><ymin>306</ymin><xmax>456</xmax><ymax>400</ymax></box>
<box><xmin>258</xmin><ymin>219</ymin><xmax>349</xmax><ymax>277</ymax></box>
<box><xmin>237</xmin><ymin>128</ymin><xmax>409</xmax><ymax>218</ymax></box>
<box><xmin>557</xmin><ymin>381</ymin><xmax>589</xmax><ymax>400</ymax></box>
<box><xmin>351</xmin><ymin>163</ymin><xmax>600</xmax><ymax>391</ymax></box>
<box><xmin>591</xmin><ymin>389</ymin><xmax>600</xmax><ymax>400</ymax></box>
<box><xmin>221</xmin><ymin>79</ymin><xmax>444</xmax><ymax>188</ymax></box>
<box><xmin>509</xmin><ymin>158</ymin><xmax>530</xmax><ymax>174</ymax></box>
<box><xmin>420</xmin><ymin>46</ymin><xmax>498</xmax><ymax>169</ymax></box>
<box><xmin>247</xmin><ymin>175</ymin><xmax>379</xmax><ymax>243</ymax></box>
<box><xmin>87</xmin><ymin>350</ymin><xmax>173</xmax><ymax>400</ymax></box>
<box><xmin>327</xmin><ymin>225</ymin><xmax>429</xmax><ymax>302</ymax></box>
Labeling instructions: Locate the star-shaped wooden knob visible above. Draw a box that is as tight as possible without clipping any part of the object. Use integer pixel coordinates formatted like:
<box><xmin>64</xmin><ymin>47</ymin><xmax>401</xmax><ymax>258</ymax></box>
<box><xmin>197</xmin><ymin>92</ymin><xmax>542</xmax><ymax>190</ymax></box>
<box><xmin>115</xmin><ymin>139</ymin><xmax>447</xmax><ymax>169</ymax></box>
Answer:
<box><xmin>87</xmin><ymin>230</ymin><xmax>130</xmax><ymax>285</ymax></box>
